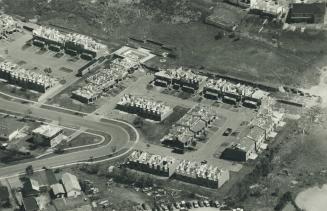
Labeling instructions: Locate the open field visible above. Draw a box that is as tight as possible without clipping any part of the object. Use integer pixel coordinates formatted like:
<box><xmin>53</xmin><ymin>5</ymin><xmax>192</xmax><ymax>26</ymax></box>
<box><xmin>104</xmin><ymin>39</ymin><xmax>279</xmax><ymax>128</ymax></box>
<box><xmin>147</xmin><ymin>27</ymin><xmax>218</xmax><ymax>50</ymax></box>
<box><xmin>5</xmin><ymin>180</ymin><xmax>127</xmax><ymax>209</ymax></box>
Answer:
<box><xmin>0</xmin><ymin>0</ymin><xmax>324</xmax><ymax>90</ymax></box>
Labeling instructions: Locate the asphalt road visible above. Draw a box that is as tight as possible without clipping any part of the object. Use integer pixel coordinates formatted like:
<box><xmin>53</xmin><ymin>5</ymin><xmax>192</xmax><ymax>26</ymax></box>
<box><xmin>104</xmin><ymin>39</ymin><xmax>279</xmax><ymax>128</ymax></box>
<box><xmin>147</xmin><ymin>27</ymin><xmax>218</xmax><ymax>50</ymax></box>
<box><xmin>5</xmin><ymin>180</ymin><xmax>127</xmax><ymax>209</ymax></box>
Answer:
<box><xmin>0</xmin><ymin>98</ymin><xmax>137</xmax><ymax>178</ymax></box>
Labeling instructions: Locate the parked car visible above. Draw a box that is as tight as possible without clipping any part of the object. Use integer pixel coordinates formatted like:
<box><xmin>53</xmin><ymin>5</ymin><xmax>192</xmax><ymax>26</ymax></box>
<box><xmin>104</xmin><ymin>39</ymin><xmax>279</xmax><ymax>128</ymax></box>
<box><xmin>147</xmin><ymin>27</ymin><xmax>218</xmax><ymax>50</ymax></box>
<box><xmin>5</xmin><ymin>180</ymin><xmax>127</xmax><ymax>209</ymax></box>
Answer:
<box><xmin>223</xmin><ymin>128</ymin><xmax>233</xmax><ymax>136</ymax></box>
<box><xmin>204</xmin><ymin>200</ymin><xmax>210</xmax><ymax>207</ymax></box>
<box><xmin>214</xmin><ymin>200</ymin><xmax>221</xmax><ymax>208</ymax></box>
<box><xmin>180</xmin><ymin>201</ymin><xmax>186</xmax><ymax>207</ymax></box>
<box><xmin>198</xmin><ymin>201</ymin><xmax>204</xmax><ymax>207</ymax></box>
<box><xmin>193</xmin><ymin>201</ymin><xmax>199</xmax><ymax>208</ymax></box>
<box><xmin>185</xmin><ymin>201</ymin><xmax>192</xmax><ymax>209</ymax></box>
<box><xmin>174</xmin><ymin>202</ymin><xmax>181</xmax><ymax>209</ymax></box>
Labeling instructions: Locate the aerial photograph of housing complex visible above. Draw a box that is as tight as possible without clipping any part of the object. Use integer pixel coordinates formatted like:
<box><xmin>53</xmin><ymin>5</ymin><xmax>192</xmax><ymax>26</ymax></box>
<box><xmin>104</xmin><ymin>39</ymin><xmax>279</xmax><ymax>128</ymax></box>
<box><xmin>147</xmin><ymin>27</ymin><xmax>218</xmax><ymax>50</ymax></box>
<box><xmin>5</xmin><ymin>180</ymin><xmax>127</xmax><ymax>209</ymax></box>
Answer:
<box><xmin>0</xmin><ymin>0</ymin><xmax>326</xmax><ymax>210</ymax></box>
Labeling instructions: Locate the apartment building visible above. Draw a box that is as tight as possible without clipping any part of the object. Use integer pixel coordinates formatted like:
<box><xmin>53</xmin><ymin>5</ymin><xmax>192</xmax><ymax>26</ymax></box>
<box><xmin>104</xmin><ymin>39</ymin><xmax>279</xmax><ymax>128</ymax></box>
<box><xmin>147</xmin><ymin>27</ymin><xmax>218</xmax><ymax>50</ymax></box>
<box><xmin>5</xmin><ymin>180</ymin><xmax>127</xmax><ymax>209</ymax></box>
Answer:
<box><xmin>116</xmin><ymin>94</ymin><xmax>174</xmax><ymax>121</ymax></box>
<box><xmin>72</xmin><ymin>58</ymin><xmax>131</xmax><ymax>104</ymax></box>
<box><xmin>203</xmin><ymin>78</ymin><xmax>269</xmax><ymax>108</ymax></box>
<box><xmin>154</xmin><ymin>67</ymin><xmax>207</xmax><ymax>93</ymax></box>
<box><xmin>0</xmin><ymin>61</ymin><xmax>57</xmax><ymax>92</ymax></box>
<box><xmin>126</xmin><ymin>150</ymin><xmax>179</xmax><ymax>177</ymax></box>
<box><xmin>174</xmin><ymin>160</ymin><xmax>230</xmax><ymax>189</ymax></box>
<box><xmin>32</xmin><ymin>26</ymin><xmax>107</xmax><ymax>58</ymax></box>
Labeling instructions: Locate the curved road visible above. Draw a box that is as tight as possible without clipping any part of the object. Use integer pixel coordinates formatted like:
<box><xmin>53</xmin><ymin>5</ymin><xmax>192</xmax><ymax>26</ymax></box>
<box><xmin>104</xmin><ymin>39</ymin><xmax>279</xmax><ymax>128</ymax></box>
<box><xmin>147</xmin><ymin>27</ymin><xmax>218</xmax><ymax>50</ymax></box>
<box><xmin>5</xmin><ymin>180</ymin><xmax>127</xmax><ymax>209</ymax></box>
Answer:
<box><xmin>0</xmin><ymin>98</ymin><xmax>139</xmax><ymax>178</ymax></box>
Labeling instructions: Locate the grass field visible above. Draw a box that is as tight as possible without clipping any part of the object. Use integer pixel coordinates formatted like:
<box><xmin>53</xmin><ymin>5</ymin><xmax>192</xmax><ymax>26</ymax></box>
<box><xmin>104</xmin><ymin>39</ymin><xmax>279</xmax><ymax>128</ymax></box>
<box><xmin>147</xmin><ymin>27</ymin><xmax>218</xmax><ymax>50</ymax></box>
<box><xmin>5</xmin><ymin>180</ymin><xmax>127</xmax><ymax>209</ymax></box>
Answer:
<box><xmin>1</xmin><ymin>0</ymin><xmax>325</xmax><ymax>89</ymax></box>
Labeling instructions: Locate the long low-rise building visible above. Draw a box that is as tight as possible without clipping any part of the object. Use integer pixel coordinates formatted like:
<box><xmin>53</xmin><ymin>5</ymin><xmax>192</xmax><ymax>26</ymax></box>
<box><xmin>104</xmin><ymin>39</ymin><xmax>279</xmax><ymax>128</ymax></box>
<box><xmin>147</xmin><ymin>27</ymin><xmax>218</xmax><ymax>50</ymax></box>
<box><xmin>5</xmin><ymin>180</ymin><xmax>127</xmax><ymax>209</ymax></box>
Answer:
<box><xmin>126</xmin><ymin>150</ymin><xmax>179</xmax><ymax>177</ymax></box>
<box><xmin>203</xmin><ymin>78</ymin><xmax>269</xmax><ymax>108</ymax></box>
<box><xmin>72</xmin><ymin>58</ymin><xmax>131</xmax><ymax>104</ymax></box>
<box><xmin>174</xmin><ymin>160</ymin><xmax>230</xmax><ymax>189</ymax></box>
<box><xmin>32</xmin><ymin>26</ymin><xmax>108</xmax><ymax>58</ymax></box>
<box><xmin>125</xmin><ymin>150</ymin><xmax>230</xmax><ymax>189</ymax></box>
<box><xmin>0</xmin><ymin>61</ymin><xmax>57</xmax><ymax>92</ymax></box>
<box><xmin>116</xmin><ymin>94</ymin><xmax>173</xmax><ymax>121</ymax></box>
<box><xmin>154</xmin><ymin>67</ymin><xmax>207</xmax><ymax>93</ymax></box>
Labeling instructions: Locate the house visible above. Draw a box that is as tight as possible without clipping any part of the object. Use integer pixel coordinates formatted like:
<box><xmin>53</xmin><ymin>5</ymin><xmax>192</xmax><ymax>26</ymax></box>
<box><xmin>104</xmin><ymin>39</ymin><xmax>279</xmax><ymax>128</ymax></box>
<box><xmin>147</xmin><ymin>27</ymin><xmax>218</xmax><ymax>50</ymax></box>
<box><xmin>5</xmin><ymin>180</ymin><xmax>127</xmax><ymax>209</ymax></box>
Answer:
<box><xmin>22</xmin><ymin>197</ymin><xmax>39</xmax><ymax>211</ymax></box>
<box><xmin>221</xmin><ymin>137</ymin><xmax>256</xmax><ymax>162</ymax></box>
<box><xmin>0</xmin><ymin>117</ymin><xmax>24</xmax><ymax>141</ymax></box>
<box><xmin>286</xmin><ymin>2</ymin><xmax>326</xmax><ymax>24</ymax></box>
<box><xmin>51</xmin><ymin>183</ymin><xmax>65</xmax><ymax>199</ymax></box>
<box><xmin>61</xmin><ymin>173</ymin><xmax>82</xmax><ymax>198</ymax></box>
<box><xmin>0</xmin><ymin>185</ymin><xmax>10</xmax><ymax>206</ymax></box>
<box><xmin>32</xmin><ymin>124</ymin><xmax>63</xmax><ymax>147</ymax></box>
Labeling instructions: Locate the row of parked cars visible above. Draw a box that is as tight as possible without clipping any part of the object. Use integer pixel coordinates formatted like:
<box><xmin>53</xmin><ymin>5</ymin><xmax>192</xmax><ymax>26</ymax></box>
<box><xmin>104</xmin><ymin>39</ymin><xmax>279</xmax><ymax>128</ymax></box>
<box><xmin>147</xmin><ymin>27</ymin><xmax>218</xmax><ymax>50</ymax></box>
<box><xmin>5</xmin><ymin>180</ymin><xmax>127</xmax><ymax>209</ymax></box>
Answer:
<box><xmin>153</xmin><ymin>199</ymin><xmax>223</xmax><ymax>211</ymax></box>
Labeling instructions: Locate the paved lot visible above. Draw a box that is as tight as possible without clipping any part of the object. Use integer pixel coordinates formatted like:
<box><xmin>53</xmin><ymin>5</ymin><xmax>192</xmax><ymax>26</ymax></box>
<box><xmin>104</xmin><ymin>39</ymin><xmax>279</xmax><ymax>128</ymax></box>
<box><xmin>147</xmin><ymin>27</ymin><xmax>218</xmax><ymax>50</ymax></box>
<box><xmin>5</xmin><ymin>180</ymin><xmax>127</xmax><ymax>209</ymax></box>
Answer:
<box><xmin>95</xmin><ymin>72</ymin><xmax>256</xmax><ymax>172</ymax></box>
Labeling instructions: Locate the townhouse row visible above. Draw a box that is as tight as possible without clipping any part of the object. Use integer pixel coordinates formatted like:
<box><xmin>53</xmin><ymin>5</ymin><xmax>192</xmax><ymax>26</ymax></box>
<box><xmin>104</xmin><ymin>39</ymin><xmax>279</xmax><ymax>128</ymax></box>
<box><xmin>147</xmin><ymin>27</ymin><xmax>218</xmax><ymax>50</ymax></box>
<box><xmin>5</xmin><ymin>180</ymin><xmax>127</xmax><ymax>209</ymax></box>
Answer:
<box><xmin>32</xmin><ymin>26</ymin><xmax>107</xmax><ymax>59</ymax></box>
<box><xmin>0</xmin><ymin>61</ymin><xmax>57</xmax><ymax>92</ymax></box>
<box><xmin>126</xmin><ymin>150</ymin><xmax>229</xmax><ymax>189</ymax></box>
<box><xmin>154</xmin><ymin>68</ymin><xmax>269</xmax><ymax>109</ymax></box>
<box><xmin>116</xmin><ymin>94</ymin><xmax>174</xmax><ymax>121</ymax></box>
<box><xmin>72</xmin><ymin>57</ymin><xmax>135</xmax><ymax>104</ymax></box>
<box><xmin>161</xmin><ymin>105</ymin><xmax>217</xmax><ymax>150</ymax></box>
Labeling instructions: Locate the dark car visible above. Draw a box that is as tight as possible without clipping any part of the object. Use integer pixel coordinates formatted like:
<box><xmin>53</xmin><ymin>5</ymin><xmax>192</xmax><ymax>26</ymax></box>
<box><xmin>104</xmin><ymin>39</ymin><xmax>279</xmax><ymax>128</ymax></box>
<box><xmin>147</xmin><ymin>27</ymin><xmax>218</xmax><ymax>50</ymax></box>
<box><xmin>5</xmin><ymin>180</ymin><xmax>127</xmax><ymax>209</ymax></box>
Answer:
<box><xmin>223</xmin><ymin>128</ymin><xmax>233</xmax><ymax>136</ymax></box>
<box><xmin>185</xmin><ymin>201</ymin><xmax>192</xmax><ymax>209</ymax></box>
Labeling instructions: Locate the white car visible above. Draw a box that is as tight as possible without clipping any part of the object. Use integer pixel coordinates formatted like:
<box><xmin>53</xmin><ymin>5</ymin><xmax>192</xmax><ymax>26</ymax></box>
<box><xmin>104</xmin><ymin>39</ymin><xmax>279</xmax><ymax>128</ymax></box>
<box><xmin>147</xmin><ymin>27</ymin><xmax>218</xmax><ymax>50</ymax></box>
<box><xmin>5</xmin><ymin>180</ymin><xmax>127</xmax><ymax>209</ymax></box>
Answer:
<box><xmin>204</xmin><ymin>200</ymin><xmax>210</xmax><ymax>207</ymax></box>
<box><xmin>193</xmin><ymin>201</ymin><xmax>199</xmax><ymax>208</ymax></box>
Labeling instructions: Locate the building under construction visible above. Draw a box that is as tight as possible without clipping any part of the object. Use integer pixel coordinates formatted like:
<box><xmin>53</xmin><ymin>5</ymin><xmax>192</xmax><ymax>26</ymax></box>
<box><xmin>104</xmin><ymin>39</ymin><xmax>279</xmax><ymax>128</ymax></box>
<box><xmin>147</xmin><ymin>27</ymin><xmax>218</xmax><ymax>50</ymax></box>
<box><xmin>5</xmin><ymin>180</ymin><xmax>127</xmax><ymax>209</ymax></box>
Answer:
<box><xmin>0</xmin><ymin>14</ymin><xmax>20</xmax><ymax>39</ymax></box>
<box><xmin>161</xmin><ymin>105</ymin><xmax>217</xmax><ymax>150</ymax></box>
<box><xmin>32</xmin><ymin>26</ymin><xmax>107</xmax><ymax>59</ymax></box>
<box><xmin>0</xmin><ymin>61</ymin><xmax>57</xmax><ymax>93</ymax></box>
<box><xmin>174</xmin><ymin>160</ymin><xmax>230</xmax><ymax>189</ymax></box>
<box><xmin>72</xmin><ymin>58</ymin><xmax>131</xmax><ymax>104</ymax></box>
<box><xmin>203</xmin><ymin>78</ymin><xmax>269</xmax><ymax>108</ymax></box>
<box><xmin>116</xmin><ymin>94</ymin><xmax>174</xmax><ymax>121</ymax></box>
<box><xmin>154</xmin><ymin>67</ymin><xmax>207</xmax><ymax>93</ymax></box>
<box><xmin>126</xmin><ymin>150</ymin><xmax>179</xmax><ymax>177</ymax></box>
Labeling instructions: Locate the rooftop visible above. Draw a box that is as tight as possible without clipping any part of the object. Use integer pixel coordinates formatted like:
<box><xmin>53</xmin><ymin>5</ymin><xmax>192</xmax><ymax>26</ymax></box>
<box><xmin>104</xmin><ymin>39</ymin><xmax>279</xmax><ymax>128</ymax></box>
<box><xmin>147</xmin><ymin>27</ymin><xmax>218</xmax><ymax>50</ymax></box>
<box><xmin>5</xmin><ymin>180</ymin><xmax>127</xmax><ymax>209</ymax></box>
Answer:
<box><xmin>118</xmin><ymin>94</ymin><xmax>173</xmax><ymax>114</ymax></box>
<box><xmin>175</xmin><ymin>160</ymin><xmax>227</xmax><ymax>181</ymax></box>
<box><xmin>32</xmin><ymin>124</ymin><xmax>63</xmax><ymax>138</ymax></box>
<box><xmin>61</xmin><ymin>172</ymin><xmax>81</xmax><ymax>193</ymax></box>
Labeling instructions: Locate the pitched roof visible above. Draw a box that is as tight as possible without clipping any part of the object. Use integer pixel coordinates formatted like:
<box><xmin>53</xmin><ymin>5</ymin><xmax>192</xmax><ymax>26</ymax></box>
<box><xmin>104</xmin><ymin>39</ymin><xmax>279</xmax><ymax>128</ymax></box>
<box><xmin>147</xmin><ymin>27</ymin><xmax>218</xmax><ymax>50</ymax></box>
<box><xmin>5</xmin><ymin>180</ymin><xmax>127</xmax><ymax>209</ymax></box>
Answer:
<box><xmin>61</xmin><ymin>173</ymin><xmax>81</xmax><ymax>193</ymax></box>
<box><xmin>51</xmin><ymin>183</ymin><xmax>65</xmax><ymax>195</ymax></box>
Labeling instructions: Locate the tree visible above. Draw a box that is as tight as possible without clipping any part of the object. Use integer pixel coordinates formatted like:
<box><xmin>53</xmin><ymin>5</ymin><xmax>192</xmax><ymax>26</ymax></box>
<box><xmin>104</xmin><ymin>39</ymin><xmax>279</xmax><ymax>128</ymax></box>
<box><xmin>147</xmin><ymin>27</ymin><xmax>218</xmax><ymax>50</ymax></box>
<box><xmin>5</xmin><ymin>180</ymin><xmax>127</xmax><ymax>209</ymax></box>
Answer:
<box><xmin>111</xmin><ymin>145</ymin><xmax>117</xmax><ymax>153</ymax></box>
<box><xmin>26</xmin><ymin>165</ymin><xmax>34</xmax><ymax>176</ymax></box>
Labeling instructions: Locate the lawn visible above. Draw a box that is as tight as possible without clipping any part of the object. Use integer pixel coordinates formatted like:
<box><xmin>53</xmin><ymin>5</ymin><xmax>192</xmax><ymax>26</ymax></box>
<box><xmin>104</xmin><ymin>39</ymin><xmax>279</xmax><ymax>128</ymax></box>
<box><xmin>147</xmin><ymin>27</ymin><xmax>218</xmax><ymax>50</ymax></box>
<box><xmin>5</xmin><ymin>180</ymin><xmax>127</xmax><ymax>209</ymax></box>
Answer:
<box><xmin>135</xmin><ymin>106</ymin><xmax>189</xmax><ymax>145</ymax></box>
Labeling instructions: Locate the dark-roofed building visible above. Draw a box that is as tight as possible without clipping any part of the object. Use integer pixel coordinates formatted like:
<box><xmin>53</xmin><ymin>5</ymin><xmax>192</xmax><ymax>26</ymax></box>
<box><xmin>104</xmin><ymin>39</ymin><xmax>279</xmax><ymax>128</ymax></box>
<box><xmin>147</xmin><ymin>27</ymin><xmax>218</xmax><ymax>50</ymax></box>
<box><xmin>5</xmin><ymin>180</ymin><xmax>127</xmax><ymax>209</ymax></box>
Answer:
<box><xmin>221</xmin><ymin>137</ymin><xmax>256</xmax><ymax>162</ymax></box>
<box><xmin>22</xmin><ymin>197</ymin><xmax>39</xmax><ymax>211</ymax></box>
<box><xmin>286</xmin><ymin>2</ymin><xmax>326</xmax><ymax>24</ymax></box>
